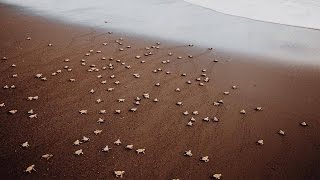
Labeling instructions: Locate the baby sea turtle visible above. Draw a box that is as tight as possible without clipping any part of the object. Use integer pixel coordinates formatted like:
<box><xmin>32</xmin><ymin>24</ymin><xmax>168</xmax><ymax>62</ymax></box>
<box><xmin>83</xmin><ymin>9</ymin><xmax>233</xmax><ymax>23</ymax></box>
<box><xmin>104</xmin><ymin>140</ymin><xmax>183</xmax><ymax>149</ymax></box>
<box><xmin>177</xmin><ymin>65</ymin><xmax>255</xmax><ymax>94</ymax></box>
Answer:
<box><xmin>107</xmin><ymin>88</ymin><xmax>115</xmax><ymax>91</ymax></box>
<box><xmin>176</xmin><ymin>102</ymin><xmax>183</xmax><ymax>106</ymax></box>
<box><xmin>9</xmin><ymin>110</ymin><xmax>18</xmax><ymax>115</ymax></box>
<box><xmin>200</xmin><ymin>156</ymin><xmax>209</xmax><ymax>162</ymax></box>
<box><xmin>101</xmin><ymin>80</ymin><xmax>107</xmax><ymax>84</ymax></box>
<box><xmin>184</xmin><ymin>150</ymin><xmax>193</xmax><ymax>157</ymax></box>
<box><xmin>73</xmin><ymin>140</ymin><xmax>81</xmax><ymax>146</ymax></box>
<box><xmin>94</xmin><ymin>129</ymin><xmax>102</xmax><ymax>135</ymax></box>
<box><xmin>143</xmin><ymin>93</ymin><xmax>150</xmax><ymax>99</ymax></box>
<box><xmin>203</xmin><ymin>117</ymin><xmax>210</xmax><ymax>122</ymax></box>
<box><xmin>212</xmin><ymin>173</ymin><xmax>222</xmax><ymax>180</ymax></box>
<box><xmin>97</xmin><ymin>118</ymin><xmax>105</xmax><ymax>124</ymax></box>
<box><xmin>118</xmin><ymin>99</ymin><xmax>125</xmax><ymax>102</ymax></box>
<box><xmin>240</xmin><ymin>110</ymin><xmax>246</xmax><ymax>114</ymax></box>
<box><xmin>41</xmin><ymin>154</ymin><xmax>53</xmax><ymax>160</ymax></box>
<box><xmin>96</xmin><ymin>99</ymin><xmax>103</xmax><ymax>103</ymax></box>
<box><xmin>126</xmin><ymin>144</ymin><xmax>133</xmax><ymax>150</ymax></box>
<box><xmin>99</xmin><ymin>110</ymin><xmax>107</xmax><ymax>114</ymax></box>
<box><xmin>114</xmin><ymin>139</ymin><xmax>121</xmax><ymax>145</ymax></box>
<box><xmin>133</xmin><ymin>74</ymin><xmax>140</xmax><ymax>78</ymax></box>
<box><xmin>29</xmin><ymin>114</ymin><xmax>37</xmax><ymax>119</ymax></box>
<box><xmin>300</xmin><ymin>122</ymin><xmax>308</xmax><ymax>126</ymax></box>
<box><xmin>35</xmin><ymin>74</ymin><xmax>43</xmax><ymax>78</ymax></box>
<box><xmin>82</xmin><ymin>136</ymin><xmax>90</xmax><ymax>142</ymax></box>
<box><xmin>102</xmin><ymin>145</ymin><xmax>112</xmax><ymax>152</ymax></box>
<box><xmin>278</xmin><ymin>130</ymin><xmax>285</xmax><ymax>136</ymax></box>
<box><xmin>257</xmin><ymin>140</ymin><xmax>264</xmax><ymax>145</ymax></box>
<box><xmin>27</xmin><ymin>109</ymin><xmax>34</xmax><ymax>115</ymax></box>
<box><xmin>114</xmin><ymin>171</ymin><xmax>125</xmax><ymax>178</ymax></box>
<box><xmin>24</xmin><ymin>164</ymin><xmax>36</xmax><ymax>173</ymax></box>
<box><xmin>79</xmin><ymin>110</ymin><xmax>88</xmax><ymax>114</ymax></box>
<box><xmin>21</xmin><ymin>141</ymin><xmax>30</xmax><ymax>148</ymax></box>
<box><xmin>136</xmin><ymin>148</ymin><xmax>145</xmax><ymax>154</ymax></box>
<box><xmin>213</xmin><ymin>117</ymin><xmax>219</xmax><ymax>122</ymax></box>
<box><xmin>223</xmin><ymin>91</ymin><xmax>230</xmax><ymax>95</ymax></box>
<box><xmin>130</xmin><ymin>108</ymin><xmax>137</xmax><ymax>112</ymax></box>
<box><xmin>74</xmin><ymin>149</ymin><xmax>83</xmax><ymax>156</ymax></box>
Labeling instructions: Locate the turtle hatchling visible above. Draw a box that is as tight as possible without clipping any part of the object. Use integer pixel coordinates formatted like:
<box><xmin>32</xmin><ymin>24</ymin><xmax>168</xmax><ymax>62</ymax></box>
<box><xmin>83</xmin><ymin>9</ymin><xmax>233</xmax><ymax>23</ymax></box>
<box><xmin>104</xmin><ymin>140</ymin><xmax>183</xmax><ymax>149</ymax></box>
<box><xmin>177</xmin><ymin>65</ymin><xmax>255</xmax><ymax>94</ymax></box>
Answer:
<box><xmin>136</xmin><ymin>148</ymin><xmax>145</xmax><ymax>154</ymax></box>
<box><xmin>94</xmin><ymin>129</ymin><xmax>102</xmax><ymax>135</ymax></box>
<box><xmin>184</xmin><ymin>150</ymin><xmax>193</xmax><ymax>157</ymax></box>
<box><xmin>21</xmin><ymin>141</ymin><xmax>29</xmax><ymax>148</ymax></box>
<box><xmin>74</xmin><ymin>149</ymin><xmax>83</xmax><ymax>156</ymax></box>
<box><xmin>24</xmin><ymin>165</ymin><xmax>36</xmax><ymax>173</ymax></box>
<box><xmin>200</xmin><ymin>156</ymin><xmax>209</xmax><ymax>162</ymax></box>
<box><xmin>102</xmin><ymin>145</ymin><xmax>112</xmax><ymax>152</ymax></box>
<box><xmin>114</xmin><ymin>139</ymin><xmax>121</xmax><ymax>145</ymax></box>
<box><xmin>41</xmin><ymin>154</ymin><xmax>53</xmax><ymax>160</ymax></box>
<box><xmin>114</xmin><ymin>171</ymin><xmax>125</xmax><ymax>178</ymax></box>
<box><xmin>212</xmin><ymin>173</ymin><xmax>222</xmax><ymax>180</ymax></box>
<box><xmin>126</xmin><ymin>144</ymin><xmax>134</xmax><ymax>150</ymax></box>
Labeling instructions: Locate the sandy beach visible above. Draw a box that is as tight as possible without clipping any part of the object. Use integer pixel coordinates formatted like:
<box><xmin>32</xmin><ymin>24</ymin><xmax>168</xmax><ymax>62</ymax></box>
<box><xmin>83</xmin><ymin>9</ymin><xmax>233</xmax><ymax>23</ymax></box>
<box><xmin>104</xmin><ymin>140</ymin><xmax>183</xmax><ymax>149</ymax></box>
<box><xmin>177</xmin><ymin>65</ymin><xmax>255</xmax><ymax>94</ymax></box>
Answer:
<box><xmin>1</xmin><ymin>3</ymin><xmax>320</xmax><ymax>179</ymax></box>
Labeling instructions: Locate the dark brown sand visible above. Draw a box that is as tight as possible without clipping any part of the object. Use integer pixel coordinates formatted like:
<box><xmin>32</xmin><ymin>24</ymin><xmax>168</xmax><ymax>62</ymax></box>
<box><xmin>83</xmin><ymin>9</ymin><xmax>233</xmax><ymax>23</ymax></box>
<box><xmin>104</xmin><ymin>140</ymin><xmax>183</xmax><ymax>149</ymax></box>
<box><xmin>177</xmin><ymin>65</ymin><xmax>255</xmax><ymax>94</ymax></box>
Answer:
<box><xmin>1</xmin><ymin>4</ymin><xmax>320</xmax><ymax>180</ymax></box>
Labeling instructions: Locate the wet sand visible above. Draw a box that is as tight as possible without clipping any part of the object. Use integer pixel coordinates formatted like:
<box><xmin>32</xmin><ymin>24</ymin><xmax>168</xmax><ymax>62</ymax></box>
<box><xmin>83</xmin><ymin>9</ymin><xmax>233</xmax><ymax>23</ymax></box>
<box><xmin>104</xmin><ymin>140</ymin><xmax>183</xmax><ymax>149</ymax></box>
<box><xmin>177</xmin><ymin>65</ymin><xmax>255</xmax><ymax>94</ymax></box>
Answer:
<box><xmin>1</xmin><ymin>4</ymin><xmax>320</xmax><ymax>179</ymax></box>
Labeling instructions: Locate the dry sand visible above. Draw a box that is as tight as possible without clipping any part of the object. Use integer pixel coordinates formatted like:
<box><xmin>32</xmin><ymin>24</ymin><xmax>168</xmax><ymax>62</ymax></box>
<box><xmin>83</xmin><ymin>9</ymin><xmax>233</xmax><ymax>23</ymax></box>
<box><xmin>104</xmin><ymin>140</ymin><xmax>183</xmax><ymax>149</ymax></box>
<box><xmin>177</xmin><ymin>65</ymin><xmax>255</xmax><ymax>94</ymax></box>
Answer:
<box><xmin>0</xmin><ymin>4</ymin><xmax>320</xmax><ymax>179</ymax></box>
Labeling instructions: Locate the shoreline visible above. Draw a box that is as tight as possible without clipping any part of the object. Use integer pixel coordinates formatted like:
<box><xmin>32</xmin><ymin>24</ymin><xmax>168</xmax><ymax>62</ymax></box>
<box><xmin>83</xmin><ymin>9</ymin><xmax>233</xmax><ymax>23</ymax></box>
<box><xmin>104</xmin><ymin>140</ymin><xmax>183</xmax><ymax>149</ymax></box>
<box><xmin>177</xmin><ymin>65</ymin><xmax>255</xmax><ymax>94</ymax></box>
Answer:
<box><xmin>1</xmin><ymin>1</ymin><xmax>320</xmax><ymax>65</ymax></box>
<box><xmin>0</xmin><ymin>3</ymin><xmax>320</xmax><ymax>179</ymax></box>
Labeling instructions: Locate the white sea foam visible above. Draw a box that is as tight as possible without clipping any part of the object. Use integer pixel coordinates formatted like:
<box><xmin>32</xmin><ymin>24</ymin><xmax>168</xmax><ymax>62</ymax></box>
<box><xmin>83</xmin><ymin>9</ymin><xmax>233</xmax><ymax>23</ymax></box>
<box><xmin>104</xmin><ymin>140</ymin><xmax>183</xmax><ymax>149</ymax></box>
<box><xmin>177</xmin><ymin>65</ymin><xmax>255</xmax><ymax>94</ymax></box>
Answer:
<box><xmin>185</xmin><ymin>0</ymin><xmax>320</xmax><ymax>30</ymax></box>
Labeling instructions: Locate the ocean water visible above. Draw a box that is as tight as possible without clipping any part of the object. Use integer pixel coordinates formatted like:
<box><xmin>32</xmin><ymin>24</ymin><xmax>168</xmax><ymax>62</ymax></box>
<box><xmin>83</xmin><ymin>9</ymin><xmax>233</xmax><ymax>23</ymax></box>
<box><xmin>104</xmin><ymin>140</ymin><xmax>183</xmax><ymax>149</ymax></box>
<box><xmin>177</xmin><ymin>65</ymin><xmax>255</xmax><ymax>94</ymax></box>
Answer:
<box><xmin>1</xmin><ymin>0</ymin><xmax>320</xmax><ymax>64</ymax></box>
<box><xmin>184</xmin><ymin>0</ymin><xmax>320</xmax><ymax>30</ymax></box>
